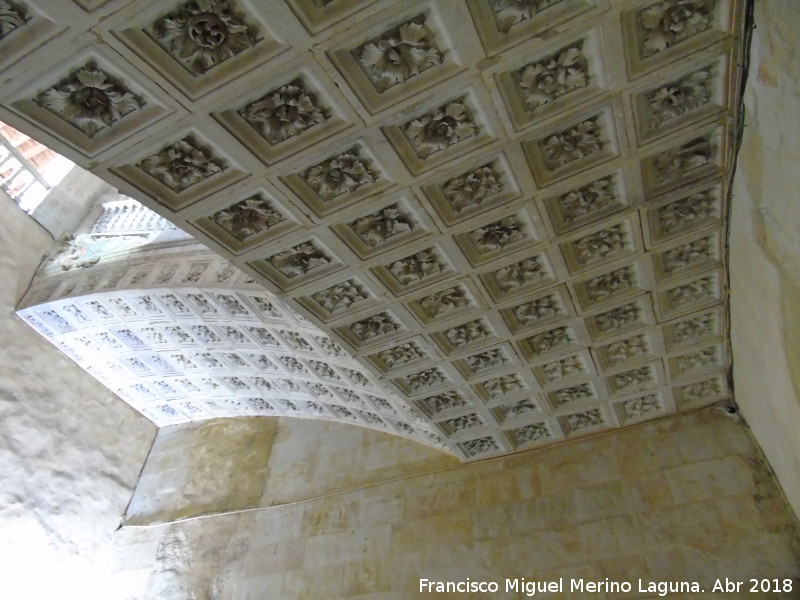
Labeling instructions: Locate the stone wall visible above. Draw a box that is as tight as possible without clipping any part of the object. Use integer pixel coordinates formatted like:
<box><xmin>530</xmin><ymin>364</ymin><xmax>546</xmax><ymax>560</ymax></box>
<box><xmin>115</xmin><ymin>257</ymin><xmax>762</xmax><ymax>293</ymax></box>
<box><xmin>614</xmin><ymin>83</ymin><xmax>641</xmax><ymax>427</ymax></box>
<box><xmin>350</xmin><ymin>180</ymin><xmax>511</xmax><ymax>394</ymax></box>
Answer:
<box><xmin>0</xmin><ymin>190</ymin><xmax>156</xmax><ymax>599</ymax></box>
<box><xmin>114</xmin><ymin>408</ymin><xmax>800</xmax><ymax>599</ymax></box>
<box><xmin>729</xmin><ymin>0</ymin><xmax>800</xmax><ymax>517</ymax></box>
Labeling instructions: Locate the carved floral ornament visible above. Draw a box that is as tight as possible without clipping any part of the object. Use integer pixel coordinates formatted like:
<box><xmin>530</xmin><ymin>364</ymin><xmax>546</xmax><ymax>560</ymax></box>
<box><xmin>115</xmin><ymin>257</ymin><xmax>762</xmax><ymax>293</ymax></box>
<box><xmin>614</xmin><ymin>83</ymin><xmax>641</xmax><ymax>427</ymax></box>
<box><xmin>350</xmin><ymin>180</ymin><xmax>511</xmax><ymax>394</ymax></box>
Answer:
<box><xmin>149</xmin><ymin>0</ymin><xmax>258</xmax><ymax>76</ymax></box>
<box><xmin>495</xmin><ymin>255</ymin><xmax>547</xmax><ymax>291</ymax></box>
<box><xmin>648</xmin><ymin>67</ymin><xmax>712</xmax><ymax>127</ymax></box>
<box><xmin>655</xmin><ymin>137</ymin><xmax>711</xmax><ymax>182</ymax></box>
<box><xmin>441</xmin><ymin>164</ymin><xmax>503</xmax><ymax>212</ymax></box>
<box><xmin>491</xmin><ymin>0</ymin><xmax>565</xmax><ymax>33</ymax></box>
<box><xmin>267</xmin><ymin>241</ymin><xmax>330</xmax><ymax>278</ymax></box>
<box><xmin>389</xmin><ymin>249</ymin><xmax>446</xmax><ymax>286</ymax></box>
<box><xmin>513</xmin><ymin>294</ymin><xmax>561</xmax><ymax>325</ymax></box>
<box><xmin>37</xmin><ymin>65</ymin><xmax>144</xmax><ymax>138</ymax></box>
<box><xmin>540</xmin><ymin>117</ymin><xmax>604</xmax><ymax>170</ymax></box>
<box><xmin>349</xmin><ymin>204</ymin><xmax>414</xmax><ymax>247</ymax></box>
<box><xmin>350</xmin><ymin>312</ymin><xmax>400</xmax><ymax>341</ymax></box>
<box><xmin>514</xmin><ymin>422</ymin><xmax>549</xmax><ymax>445</ymax></box>
<box><xmin>377</xmin><ymin>342</ymin><xmax>424</xmax><ymax>368</ymax></box>
<box><xmin>404</xmin><ymin>100</ymin><xmax>478</xmax><ymax>158</ymax></box>
<box><xmin>418</xmin><ymin>286</ymin><xmax>469</xmax><ymax>318</ymax></box>
<box><xmin>239</xmin><ymin>80</ymin><xmax>329</xmax><ymax>144</ymax></box>
<box><xmin>468</xmin><ymin>216</ymin><xmax>526</xmax><ymax>254</ymax></box>
<box><xmin>312</xmin><ymin>280</ymin><xmax>368</xmax><ymax>313</ymax></box>
<box><xmin>355</xmin><ymin>16</ymin><xmax>443</xmax><ymax>92</ymax></box>
<box><xmin>0</xmin><ymin>1</ymin><xmax>26</xmax><ymax>40</ymax></box>
<box><xmin>637</xmin><ymin>0</ymin><xmax>715</xmax><ymax>58</ymax></box>
<box><xmin>515</xmin><ymin>42</ymin><xmax>589</xmax><ymax>111</ymax></box>
<box><xmin>212</xmin><ymin>194</ymin><xmax>285</xmax><ymax>240</ymax></box>
<box><xmin>302</xmin><ymin>148</ymin><xmax>379</xmax><ymax>201</ymax></box>
<box><xmin>557</xmin><ymin>176</ymin><xmax>617</xmax><ymax>224</ymax></box>
<box><xmin>138</xmin><ymin>138</ymin><xmax>223</xmax><ymax>192</ymax></box>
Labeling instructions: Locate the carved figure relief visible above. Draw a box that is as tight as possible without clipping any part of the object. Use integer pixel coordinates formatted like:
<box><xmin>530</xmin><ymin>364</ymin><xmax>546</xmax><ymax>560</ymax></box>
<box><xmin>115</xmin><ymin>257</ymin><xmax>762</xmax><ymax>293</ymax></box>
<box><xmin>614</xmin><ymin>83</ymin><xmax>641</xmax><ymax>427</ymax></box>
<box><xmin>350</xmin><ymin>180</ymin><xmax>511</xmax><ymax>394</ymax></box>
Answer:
<box><xmin>542</xmin><ymin>355</ymin><xmax>584</xmax><ymax>383</ymax></box>
<box><xmin>573</xmin><ymin>224</ymin><xmax>628</xmax><ymax>264</ymax></box>
<box><xmin>648</xmin><ymin>67</ymin><xmax>712</xmax><ymax>127</ymax></box>
<box><xmin>527</xmin><ymin>326</ymin><xmax>571</xmax><ymax>357</ymax></box>
<box><xmin>442</xmin><ymin>413</ymin><xmax>482</xmax><ymax>435</ymax></box>
<box><xmin>239</xmin><ymin>80</ymin><xmax>329</xmax><ymax>144</ymax></box>
<box><xmin>441</xmin><ymin>164</ymin><xmax>503</xmax><ymax>212</ymax></box>
<box><xmin>349</xmin><ymin>312</ymin><xmax>401</xmax><ymax>341</ymax></box>
<box><xmin>557</xmin><ymin>176</ymin><xmax>617</xmax><ymax>224</ymax></box>
<box><xmin>311</xmin><ymin>281</ymin><xmax>366</xmax><ymax>314</ymax></box>
<box><xmin>349</xmin><ymin>204</ymin><xmax>414</xmax><ymax>247</ymax></box>
<box><xmin>552</xmin><ymin>383</ymin><xmax>593</xmax><ymax>407</ymax></box>
<box><xmin>658</xmin><ymin>191</ymin><xmax>714</xmax><ymax>233</ymax></box>
<box><xmin>605</xmin><ymin>335</ymin><xmax>648</xmax><ymax>366</ymax></box>
<box><xmin>667</xmin><ymin>277</ymin><xmax>714</xmax><ymax>308</ymax></box>
<box><xmin>418</xmin><ymin>286</ymin><xmax>469</xmax><ymax>318</ymax></box>
<box><xmin>404</xmin><ymin>100</ymin><xmax>478</xmax><ymax>158</ymax></box>
<box><xmin>514</xmin><ymin>422</ymin><xmax>550</xmax><ymax>445</ymax></box>
<box><xmin>512</xmin><ymin>294</ymin><xmax>562</xmax><ymax>325</ymax></box>
<box><xmin>377</xmin><ymin>342</ymin><xmax>425</xmax><ymax>368</ymax></box>
<box><xmin>595</xmin><ymin>303</ymin><xmax>639</xmax><ymax>334</ymax></box>
<box><xmin>540</xmin><ymin>117</ymin><xmax>603</xmax><ymax>170</ymax></box>
<box><xmin>37</xmin><ymin>64</ymin><xmax>143</xmax><ymax>138</ymax></box>
<box><xmin>302</xmin><ymin>147</ymin><xmax>379</xmax><ymax>201</ymax></box>
<box><xmin>623</xmin><ymin>394</ymin><xmax>661</xmax><ymax>419</ymax></box>
<box><xmin>491</xmin><ymin>0</ymin><xmax>565</xmax><ymax>33</ymax></box>
<box><xmin>484</xmin><ymin>374</ymin><xmax>525</xmax><ymax>398</ymax></box>
<box><xmin>420</xmin><ymin>391</ymin><xmax>468</xmax><ymax>416</ymax></box>
<box><xmin>468</xmin><ymin>216</ymin><xmax>526</xmax><ymax>253</ymax></box>
<box><xmin>0</xmin><ymin>1</ymin><xmax>26</xmax><ymax>40</ymax></box>
<box><xmin>494</xmin><ymin>256</ymin><xmax>547</xmax><ymax>291</ymax></box>
<box><xmin>462</xmin><ymin>436</ymin><xmax>499</xmax><ymax>457</ymax></box>
<box><xmin>148</xmin><ymin>0</ymin><xmax>258</xmax><ymax>75</ymax></box>
<box><xmin>654</xmin><ymin>137</ymin><xmax>711</xmax><ymax>183</ymax></box>
<box><xmin>355</xmin><ymin>16</ymin><xmax>443</xmax><ymax>92</ymax></box>
<box><xmin>389</xmin><ymin>249</ymin><xmax>447</xmax><ymax>286</ymax></box>
<box><xmin>515</xmin><ymin>42</ymin><xmax>589</xmax><ymax>111</ymax></box>
<box><xmin>138</xmin><ymin>138</ymin><xmax>223</xmax><ymax>192</ymax></box>
<box><xmin>267</xmin><ymin>241</ymin><xmax>331</xmax><ymax>278</ymax></box>
<box><xmin>465</xmin><ymin>349</ymin><xmax>506</xmax><ymax>373</ymax></box>
<box><xmin>405</xmin><ymin>367</ymin><xmax>447</xmax><ymax>391</ymax></box>
<box><xmin>444</xmin><ymin>319</ymin><xmax>490</xmax><ymax>347</ymax></box>
<box><xmin>663</xmin><ymin>237</ymin><xmax>713</xmax><ymax>272</ymax></box>
<box><xmin>586</xmin><ymin>267</ymin><xmax>635</xmax><ymax>302</ymax></box>
<box><xmin>637</xmin><ymin>0</ymin><xmax>715</xmax><ymax>58</ymax></box>
<box><xmin>212</xmin><ymin>194</ymin><xmax>285</xmax><ymax>241</ymax></box>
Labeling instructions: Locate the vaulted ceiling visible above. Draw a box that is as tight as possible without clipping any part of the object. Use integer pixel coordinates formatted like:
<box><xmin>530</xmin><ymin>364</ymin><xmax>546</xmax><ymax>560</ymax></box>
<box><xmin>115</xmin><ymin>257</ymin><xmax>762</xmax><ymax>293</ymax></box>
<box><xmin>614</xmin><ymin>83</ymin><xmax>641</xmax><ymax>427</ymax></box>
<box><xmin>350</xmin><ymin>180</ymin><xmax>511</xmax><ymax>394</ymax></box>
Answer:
<box><xmin>3</xmin><ymin>0</ymin><xmax>746</xmax><ymax>461</ymax></box>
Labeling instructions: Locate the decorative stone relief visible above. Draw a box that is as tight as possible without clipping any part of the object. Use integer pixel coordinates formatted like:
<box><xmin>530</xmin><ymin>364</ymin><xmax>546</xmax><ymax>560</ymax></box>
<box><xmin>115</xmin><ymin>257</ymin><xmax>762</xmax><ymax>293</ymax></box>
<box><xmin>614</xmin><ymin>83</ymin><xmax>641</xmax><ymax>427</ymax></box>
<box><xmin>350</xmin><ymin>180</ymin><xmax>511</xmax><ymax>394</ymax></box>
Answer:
<box><xmin>388</xmin><ymin>249</ymin><xmax>447</xmax><ymax>286</ymax></box>
<box><xmin>418</xmin><ymin>286</ymin><xmax>470</xmax><ymax>318</ymax></box>
<box><xmin>442</xmin><ymin>164</ymin><xmax>503</xmax><ymax>212</ymax></box>
<box><xmin>329</xmin><ymin>405</ymin><xmax>356</xmax><ymax>420</ymax></box>
<box><xmin>552</xmin><ymin>383</ymin><xmax>593</xmax><ymax>407</ymax></box>
<box><xmin>349</xmin><ymin>204</ymin><xmax>414</xmax><ymax>247</ymax></box>
<box><xmin>540</xmin><ymin>117</ymin><xmax>603</xmax><ymax>170</ymax></box>
<box><xmin>239</xmin><ymin>80</ymin><xmax>329</xmax><ymax>144</ymax></box>
<box><xmin>405</xmin><ymin>367</ymin><xmax>447</xmax><ymax>391</ymax></box>
<box><xmin>280</xmin><ymin>330</ymin><xmax>313</xmax><ymax>351</ymax></box>
<box><xmin>499</xmin><ymin>398</ymin><xmax>538</xmax><ymax>419</ymax></box>
<box><xmin>267</xmin><ymin>241</ymin><xmax>331</xmax><ymax>278</ymax></box>
<box><xmin>662</xmin><ymin>237</ymin><xmax>713</xmax><ymax>272</ymax></box>
<box><xmin>148</xmin><ymin>0</ymin><xmax>258</xmax><ymax>75</ymax></box>
<box><xmin>612</xmin><ymin>366</ymin><xmax>653</xmax><ymax>391</ymax></box>
<box><xmin>0</xmin><ymin>1</ymin><xmax>26</xmax><ymax>40</ymax></box>
<box><xmin>215</xmin><ymin>294</ymin><xmax>248</xmax><ymax>315</ymax></box>
<box><xmin>542</xmin><ymin>355</ymin><xmax>584</xmax><ymax>383</ymax></box>
<box><xmin>376</xmin><ymin>342</ymin><xmax>425</xmax><ymax>368</ymax></box>
<box><xmin>637</xmin><ymin>0</ymin><xmax>715</xmax><ymax>58</ymax></box>
<box><xmin>595</xmin><ymin>303</ymin><xmax>639</xmax><ymax>334</ymax></box>
<box><xmin>557</xmin><ymin>176</ymin><xmax>617</xmax><ymax>225</ymax></box>
<box><xmin>315</xmin><ymin>335</ymin><xmax>346</xmax><ymax>356</ymax></box>
<box><xmin>586</xmin><ymin>266</ymin><xmax>635</xmax><ymax>302</ymax></box>
<box><xmin>138</xmin><ymin>138</ymin><xmax>223</xmax><ymax>192</ymax></box>
<box><xmin>403</xmin><ymin>99</ymin><xmax>478</xmax><ymax>158</ymax></box>
<box><xmin>441</xmin><ymin>413</ymin><xmax>483</xmax><ymax>436</ymax></box>
<box><xmin>36</xmin><ymin>64</ymin><xmax>144</xmax><ymax>138</ymax></box>
<box><xmin>654</xmin><ymin>137</ymin><xmax>711</xmax><ymax>183</ymax></box>
<box><xmin>355</xmin><ymin>15</ymin><xmax>443</xmax><ymax>92</ymax></box>
<box><xmin>512</xmin><ymin>294</ymin><xmax>562</xmax><ymax>325</ymax></box>
<box><xmin>312</xmin><ymin>280</ymin><xmax>368</xmax><ymax>313</ymax></box>
<box><xmin>515</xmin><ymin>42</ymin><xmax>589</xmax><ymax>111</ymax></box>
<box><xmin>680</xmin><ymin>377</ymin><xmax>720</xmax><ymax>402</ymax></box>
<box><xmin>468</xmin><ymin>216</ymin><xmax>526</xmax><ymax>254</ymax></box>
<box><xmin>462</xmin><ymin>436</ymin><xmax>499</xmax><ymax>457</ymax></box>
<box><xmin>309</xmin><ymin>360</ymin><xmax>338</xmax><ymax>379</ymax></box>
<box><xmin>527</xmin><ymin>326</ymin><xmax>571</xmax><ymax>357</ymax></box>
<box><xmin>565</xmin><ymin>407</ymin><xmax>604</xmax><ymax>433</ymax></box>
<box><xmin>513</xmin><ymin>422</ymin><xmax>550</xmax><ymax>445</ymax></box>
<box><xmin>302</xmin><ymin>147</ymin><xmax>379</xmax><ymax>201</ymax></box>
<box><xmin>444</xmin><ymin>319</ymin><xmax>490</xmax><ymax>347</ymax></box>
<box><xmin>648</xmin><ymin>67</ymin><xmax>712</xmax><ymax>127</ymax></box>
<box><xmin>622</xmin><ymin>394</ymin><xmax>661</xmax><ymax>419</ymax></box>
<box><xmin>677</xmin><ymin>347</ymin><xmax>717</xmax><ymax>372</ymax></box>
<box><xmin>491</xmin><ymin>0</ymin><xmax>565</xmax><ymax>33</ymax></box>
<box><xmin>465</xmin><ymin>349</ymin><xmax>506</xmax><ymax>372</ymax></box>
<box><xmin>573</xmin><ymin>224</ymin><xmax>628</xmax><ymax>264</ymax></box>
<box><xmin>212</xmin><ymin>194</ymin><xmax>285</xmax><ymax>241</ymax></box>
<box><xmin>344</xmin><ymin>368</ymin><xmax>370</xmax><ymax>387</ymax></box>
<box><xmin>278</xmin><ymin>356</ymin><xmax>306</xmax><ymax>373</ymax></box>
<box><xmin>667</xmin><ymin>276</ymin><xmax>714</xmax><ymax>308</ymax></box>
<box><xmin>659</xmin><ymin>190</ymin><xmax>715</xmax><ymax>233</ymax></box>
<box><xmin>349</xmin><ymin>312</ymin><xmax>400</xmax><ymax>341</ymax></box>
<box><xmin>494</xmin><ymin>256</ymin><xmax>547</xmax><ymax>291</ymax></box>
<box><xmin>605</xmin><ymin>335</ymin><xmax>648</xmax><ymax>366</ymax></box>
<box><xmin>484</xmin><ymin>373</ymin><xmax>526</xmax><ymax>398</ymax></box>
<box><xmin>419</xmin><ymin>391</ymin><xmax>468</xmax><ymax>416</ymax></box>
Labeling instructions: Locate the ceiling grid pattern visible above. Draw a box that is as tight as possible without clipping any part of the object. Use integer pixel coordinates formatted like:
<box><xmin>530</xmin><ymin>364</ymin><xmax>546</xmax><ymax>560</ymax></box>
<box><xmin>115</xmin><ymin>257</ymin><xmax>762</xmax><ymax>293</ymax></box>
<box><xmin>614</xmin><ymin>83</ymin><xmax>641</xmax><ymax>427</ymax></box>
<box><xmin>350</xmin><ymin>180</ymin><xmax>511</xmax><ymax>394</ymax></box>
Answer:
<box><xmin>2</xmin><ymin>0</ymin><xmax>744</xmax><ymax>460</ymax></box>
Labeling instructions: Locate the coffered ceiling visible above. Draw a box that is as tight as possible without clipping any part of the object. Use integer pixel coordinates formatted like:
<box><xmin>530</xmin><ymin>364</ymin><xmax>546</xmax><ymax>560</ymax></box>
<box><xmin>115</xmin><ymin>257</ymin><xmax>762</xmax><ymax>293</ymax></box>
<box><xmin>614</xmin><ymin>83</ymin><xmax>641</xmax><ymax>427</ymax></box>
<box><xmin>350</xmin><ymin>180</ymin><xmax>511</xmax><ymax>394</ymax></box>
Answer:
<box><xmin>3</xmin><ymin>0</ymin><xmax>745</xmax><ymax>461</ymax></box>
